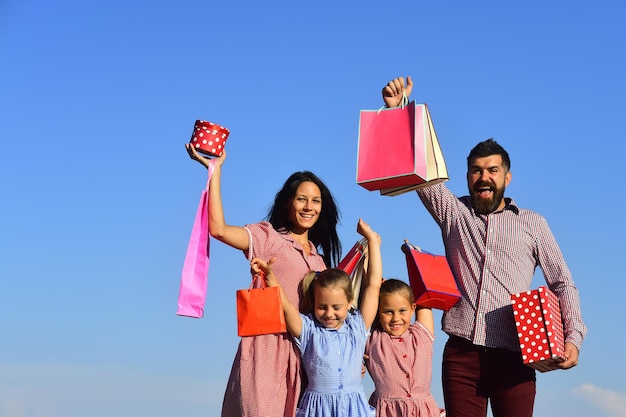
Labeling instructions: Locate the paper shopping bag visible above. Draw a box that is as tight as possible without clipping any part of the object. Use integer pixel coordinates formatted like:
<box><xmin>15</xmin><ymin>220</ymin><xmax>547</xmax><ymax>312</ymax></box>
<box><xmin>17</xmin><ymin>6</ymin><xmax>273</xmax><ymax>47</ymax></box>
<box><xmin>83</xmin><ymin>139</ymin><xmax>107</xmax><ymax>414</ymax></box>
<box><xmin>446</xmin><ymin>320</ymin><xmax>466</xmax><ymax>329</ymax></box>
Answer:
<box><xmin>237</xmin><ymin>272</ymin><xmax>287</xmax><ymax>337</ymax></box>
<box><xmin>176</xmin><ymin>161</ymin><xmax>214</xmax><ymax>318</ymax></box>
<box><xmin>338</xmin><ymin>238</ymin><xmax>368</xmax><ymax>309</ymax></box>
<box><xmin>401</xmin><ymin>241</ymin><xmax>461</xmax><ymax>311</ymax></box>
<box><xmin>511</xmin><ymin>286</ymin><xmax>566</xmax><ymax>372</ymax></box>
<box><xmin>357</xmin><ymin>101</ymin><xmax>448</xmax><ymax>196</ymax></box>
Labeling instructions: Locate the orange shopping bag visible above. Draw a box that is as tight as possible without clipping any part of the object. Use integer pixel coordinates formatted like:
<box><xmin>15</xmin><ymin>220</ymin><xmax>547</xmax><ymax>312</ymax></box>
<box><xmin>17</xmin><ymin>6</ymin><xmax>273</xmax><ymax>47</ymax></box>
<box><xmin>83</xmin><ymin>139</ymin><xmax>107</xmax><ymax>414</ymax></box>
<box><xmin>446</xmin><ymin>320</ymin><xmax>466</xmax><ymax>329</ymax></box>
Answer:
<box><xmin>236</xmin><ymin>272</ymin><xmax>287</xmax><ymax>337</ymax></box>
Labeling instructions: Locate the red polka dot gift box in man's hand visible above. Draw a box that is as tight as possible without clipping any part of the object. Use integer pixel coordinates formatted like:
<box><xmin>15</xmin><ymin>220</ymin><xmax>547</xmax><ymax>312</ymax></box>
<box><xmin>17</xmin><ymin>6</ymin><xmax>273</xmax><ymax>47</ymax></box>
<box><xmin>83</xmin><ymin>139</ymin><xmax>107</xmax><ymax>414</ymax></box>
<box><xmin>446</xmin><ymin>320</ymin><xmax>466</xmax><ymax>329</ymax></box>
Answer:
<box><xmin>511</xmin><ymin>286</ymin><xmax>566</xmax><ymax>373</ymax></box>
<box><xmin>189</xmin><ymin>120</ymin><xmax>230</xmax><ymax>157</ymax></box>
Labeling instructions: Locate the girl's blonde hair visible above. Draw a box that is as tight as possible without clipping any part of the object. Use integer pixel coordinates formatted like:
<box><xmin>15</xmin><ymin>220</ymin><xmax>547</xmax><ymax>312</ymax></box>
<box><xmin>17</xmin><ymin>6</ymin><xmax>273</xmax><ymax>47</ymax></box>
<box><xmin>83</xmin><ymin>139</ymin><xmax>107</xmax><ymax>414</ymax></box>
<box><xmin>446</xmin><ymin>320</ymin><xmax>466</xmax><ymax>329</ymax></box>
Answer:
<box><xmin>300</xmin><ymin>268</ymin><xmax>354</xmax><ymax>313</ymax></box>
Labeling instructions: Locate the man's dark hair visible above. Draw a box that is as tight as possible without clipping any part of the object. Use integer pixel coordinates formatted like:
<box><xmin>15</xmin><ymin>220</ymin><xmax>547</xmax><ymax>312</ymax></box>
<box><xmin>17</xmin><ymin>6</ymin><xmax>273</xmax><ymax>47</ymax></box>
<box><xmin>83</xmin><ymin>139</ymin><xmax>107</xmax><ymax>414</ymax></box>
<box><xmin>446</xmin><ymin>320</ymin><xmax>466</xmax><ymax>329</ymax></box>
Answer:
<box><xmin>467</xmin><ymin>138</ymin><xmax>511</xmax><ymax>171</ymax></box>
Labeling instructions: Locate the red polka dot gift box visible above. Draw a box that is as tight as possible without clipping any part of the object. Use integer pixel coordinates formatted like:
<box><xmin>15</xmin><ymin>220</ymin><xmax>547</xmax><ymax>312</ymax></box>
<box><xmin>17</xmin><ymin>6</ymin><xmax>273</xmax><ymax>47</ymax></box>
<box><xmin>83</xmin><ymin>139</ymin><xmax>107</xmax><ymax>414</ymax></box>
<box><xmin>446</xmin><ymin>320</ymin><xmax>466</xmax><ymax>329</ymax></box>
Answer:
<box><xmin>511</xmin><ymin>286</ymin><xmax>565</xmax><ymax>373</ymax></box>
<box><xmin>189</xmin><ymin>120</ymin><xmax>230</xmax><ymax>157</ymax></box>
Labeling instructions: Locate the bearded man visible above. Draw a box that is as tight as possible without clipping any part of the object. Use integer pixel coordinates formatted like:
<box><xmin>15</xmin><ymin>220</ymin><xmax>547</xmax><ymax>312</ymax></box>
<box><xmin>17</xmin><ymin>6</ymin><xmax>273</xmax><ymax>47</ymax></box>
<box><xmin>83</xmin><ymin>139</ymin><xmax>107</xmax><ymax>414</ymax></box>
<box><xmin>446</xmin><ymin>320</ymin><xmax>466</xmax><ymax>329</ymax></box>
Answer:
<box><xmin>381</xmin><ymin>76</ymin><xmax>587</xmax><ymax>417</ymax></box>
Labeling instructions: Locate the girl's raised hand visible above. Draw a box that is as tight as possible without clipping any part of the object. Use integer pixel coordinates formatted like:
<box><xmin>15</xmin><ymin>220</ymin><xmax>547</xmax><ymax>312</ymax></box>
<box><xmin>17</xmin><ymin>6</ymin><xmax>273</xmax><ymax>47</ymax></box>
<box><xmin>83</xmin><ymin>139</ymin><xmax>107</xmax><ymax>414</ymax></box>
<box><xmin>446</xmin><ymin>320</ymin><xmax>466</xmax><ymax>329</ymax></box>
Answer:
<box><xmin>250</xmin><ymin>257</ymin><xmax>279</xmax><ymax>287</ymax></box>
<box><xmin>357</xmin><ymin>218</ymin><xmax>381</xmax><ymax>247</ymax></box>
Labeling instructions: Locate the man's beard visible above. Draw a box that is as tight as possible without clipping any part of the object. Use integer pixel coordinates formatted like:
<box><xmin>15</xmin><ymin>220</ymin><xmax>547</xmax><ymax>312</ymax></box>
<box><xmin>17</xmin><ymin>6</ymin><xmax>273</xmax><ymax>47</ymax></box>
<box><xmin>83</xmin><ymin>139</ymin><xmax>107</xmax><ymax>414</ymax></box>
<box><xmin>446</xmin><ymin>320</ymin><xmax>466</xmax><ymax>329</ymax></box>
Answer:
<box><xmin>470</xmin><ymin>181</ymin><xmax>505</xmax><ymax>215</ymax></box>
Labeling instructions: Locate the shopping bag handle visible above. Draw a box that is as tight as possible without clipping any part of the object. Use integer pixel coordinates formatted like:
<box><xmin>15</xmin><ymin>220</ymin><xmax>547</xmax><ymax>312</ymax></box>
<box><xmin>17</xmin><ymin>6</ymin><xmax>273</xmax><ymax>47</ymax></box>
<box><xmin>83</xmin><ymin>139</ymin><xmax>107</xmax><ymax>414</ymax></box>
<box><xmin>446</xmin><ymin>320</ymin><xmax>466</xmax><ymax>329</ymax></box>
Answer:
<box><xmin>206</xmin><ymin>159</ymin><xmax>215</xmax><ymax>190</ymax></box>
<box><xmin>378</xmin><ymin>90</ymin><xmax>409</xmax><ymax>114</ymax></box>
<box><xmin>401</xmin><ymin>239</ymin><xmax>434</xmax><ymax>256</ymax></box>
<box><xmin>249</xmin><ymin>271</ymin><xmax>267</xmax><ymax>290</ymax></box>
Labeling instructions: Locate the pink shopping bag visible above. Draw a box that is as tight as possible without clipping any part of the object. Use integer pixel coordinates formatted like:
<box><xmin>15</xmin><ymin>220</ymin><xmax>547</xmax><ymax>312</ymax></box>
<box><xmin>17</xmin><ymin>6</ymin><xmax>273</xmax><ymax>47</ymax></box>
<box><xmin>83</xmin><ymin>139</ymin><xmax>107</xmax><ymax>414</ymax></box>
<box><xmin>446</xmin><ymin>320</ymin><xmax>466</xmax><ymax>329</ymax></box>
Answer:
<box><xmin>176</xmin><ymin>161</ymin><xmax>214</xmax><ymax>318</ymax></box>
<box><xmin>356</xmin><ymin>99</ymin><xmax>448</xmax><ymax>196</ymax></box>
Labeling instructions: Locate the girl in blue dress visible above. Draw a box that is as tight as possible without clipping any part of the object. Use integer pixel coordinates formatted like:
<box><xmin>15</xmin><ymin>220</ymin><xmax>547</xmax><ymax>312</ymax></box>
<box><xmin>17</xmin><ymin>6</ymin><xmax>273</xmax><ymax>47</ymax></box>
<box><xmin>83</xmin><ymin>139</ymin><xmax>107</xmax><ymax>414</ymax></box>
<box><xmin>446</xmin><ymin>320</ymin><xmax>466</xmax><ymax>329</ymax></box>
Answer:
<box><xmin>251</xmin><ymin>218</ymin><xmax>381</xmax><ymax>417</ymax></box>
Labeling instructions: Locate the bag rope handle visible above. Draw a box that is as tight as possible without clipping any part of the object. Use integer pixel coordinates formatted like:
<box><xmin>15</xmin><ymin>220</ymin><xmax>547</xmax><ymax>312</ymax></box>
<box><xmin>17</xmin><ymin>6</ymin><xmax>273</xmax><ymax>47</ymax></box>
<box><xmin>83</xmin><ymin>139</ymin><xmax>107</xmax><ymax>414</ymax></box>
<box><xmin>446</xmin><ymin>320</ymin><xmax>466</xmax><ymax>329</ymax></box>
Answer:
<box><xmin>250</xmin><ymin>271</ymin><xmax>266</xmax><ymax>290</ymax></box>
<box><xmin>377</xmin><ymin>89</ymin><xmax>408</xmax><ymax>114</ymax></box>
<box><xmin>206</xmin><ymin>159</ymin><xmax>215</xmax><ymax>190</ymax></box>
<box><xmin>402</xmin><ymin>239</ymin><xmax>435</xmax><ymax>256</ymax></box>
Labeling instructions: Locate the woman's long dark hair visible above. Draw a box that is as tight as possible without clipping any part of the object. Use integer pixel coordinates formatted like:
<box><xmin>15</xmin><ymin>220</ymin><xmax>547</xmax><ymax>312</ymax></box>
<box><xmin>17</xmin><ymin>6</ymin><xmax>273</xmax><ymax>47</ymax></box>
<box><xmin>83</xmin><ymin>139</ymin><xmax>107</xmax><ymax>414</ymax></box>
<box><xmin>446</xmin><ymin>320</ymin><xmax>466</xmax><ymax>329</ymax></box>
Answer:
<box><xmin>267</xmin><ymin>171</ymin><xmax>341</xmax><ymax>268</ymax></box>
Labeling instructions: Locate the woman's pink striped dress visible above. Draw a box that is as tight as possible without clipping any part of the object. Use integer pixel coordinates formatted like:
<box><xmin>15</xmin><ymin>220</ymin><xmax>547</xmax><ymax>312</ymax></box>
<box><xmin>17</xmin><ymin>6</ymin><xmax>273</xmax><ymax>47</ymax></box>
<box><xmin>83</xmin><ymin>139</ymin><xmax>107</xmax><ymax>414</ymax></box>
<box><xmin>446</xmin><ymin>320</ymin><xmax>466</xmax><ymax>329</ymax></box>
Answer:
<box><xmin>221</xmin><ymin>222</ymin><xmax>327</xmax><ymax>417</ymax></box>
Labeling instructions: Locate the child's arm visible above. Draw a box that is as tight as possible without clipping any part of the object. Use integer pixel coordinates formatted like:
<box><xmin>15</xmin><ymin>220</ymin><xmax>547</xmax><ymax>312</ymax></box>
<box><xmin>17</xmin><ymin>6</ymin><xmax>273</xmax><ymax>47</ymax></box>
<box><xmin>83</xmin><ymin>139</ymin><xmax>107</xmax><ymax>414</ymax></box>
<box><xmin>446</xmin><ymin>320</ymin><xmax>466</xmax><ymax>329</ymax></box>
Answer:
<box><xmin>250</xmin><ymin>257</ymin><xmax>303</xmax><ymax>338</ymax></box>
<box><xmin>415</xmin><ymin>306</ymin><xmax>435</xmax><ymax>336</ymax></box>
<box><xmin>356</xmin><ymin>219</ymin><xmax>382</xmax><ymax>330</ymax></box>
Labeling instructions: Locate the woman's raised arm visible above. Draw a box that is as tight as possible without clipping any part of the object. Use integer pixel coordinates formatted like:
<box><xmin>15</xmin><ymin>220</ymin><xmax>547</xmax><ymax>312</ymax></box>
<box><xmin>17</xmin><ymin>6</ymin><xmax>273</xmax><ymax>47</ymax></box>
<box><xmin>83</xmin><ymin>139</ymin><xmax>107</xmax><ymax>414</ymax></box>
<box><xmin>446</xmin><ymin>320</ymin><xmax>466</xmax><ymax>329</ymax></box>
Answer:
<box><xmin>186</xmin><ymin>144</ymin><xmax>249</xmax><ymax>251</ymax></box>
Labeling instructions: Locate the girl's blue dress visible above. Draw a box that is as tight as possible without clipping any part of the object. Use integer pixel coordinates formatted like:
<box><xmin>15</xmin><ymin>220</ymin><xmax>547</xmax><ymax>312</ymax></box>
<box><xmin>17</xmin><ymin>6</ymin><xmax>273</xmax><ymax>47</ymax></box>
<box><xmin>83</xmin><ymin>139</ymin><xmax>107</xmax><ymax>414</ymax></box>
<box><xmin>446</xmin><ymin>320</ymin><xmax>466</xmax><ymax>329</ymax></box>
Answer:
<box><xmin>294</xmin><ymin>310</ymin><xmax>376</xmax><ymax>417</ymax></box>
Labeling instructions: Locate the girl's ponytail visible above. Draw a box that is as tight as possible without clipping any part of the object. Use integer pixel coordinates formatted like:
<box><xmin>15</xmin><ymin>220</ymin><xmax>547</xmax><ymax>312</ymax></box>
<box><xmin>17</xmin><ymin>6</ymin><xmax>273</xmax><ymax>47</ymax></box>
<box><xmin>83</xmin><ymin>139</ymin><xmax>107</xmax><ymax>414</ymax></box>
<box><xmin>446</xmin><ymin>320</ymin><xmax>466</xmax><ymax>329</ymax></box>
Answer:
<box><xmin>300</xmin><ymin>271</ymin><xmax>319</xmax><ymax>313</ymax></box>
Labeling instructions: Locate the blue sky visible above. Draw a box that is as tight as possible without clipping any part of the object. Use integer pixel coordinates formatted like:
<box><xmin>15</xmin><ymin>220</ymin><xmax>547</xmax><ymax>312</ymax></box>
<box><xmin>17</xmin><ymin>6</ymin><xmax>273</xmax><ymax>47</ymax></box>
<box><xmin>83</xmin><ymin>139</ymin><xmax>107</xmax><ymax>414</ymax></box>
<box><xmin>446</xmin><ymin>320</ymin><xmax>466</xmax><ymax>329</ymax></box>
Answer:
<box><xmin>1</xmin><ymin>1</ymin><xmax>625</xmax><ymax>416</ymax></box>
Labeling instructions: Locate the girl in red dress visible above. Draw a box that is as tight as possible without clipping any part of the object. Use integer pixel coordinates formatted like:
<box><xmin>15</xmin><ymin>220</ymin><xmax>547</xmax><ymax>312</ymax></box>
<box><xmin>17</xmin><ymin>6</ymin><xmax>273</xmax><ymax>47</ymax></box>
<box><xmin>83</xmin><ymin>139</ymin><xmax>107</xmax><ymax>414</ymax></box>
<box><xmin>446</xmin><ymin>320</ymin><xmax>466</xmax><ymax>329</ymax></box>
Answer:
<box><xmin>365</xmin><ymin>279</ymin><xmax>445</xmax><ymax>417</ymax></box>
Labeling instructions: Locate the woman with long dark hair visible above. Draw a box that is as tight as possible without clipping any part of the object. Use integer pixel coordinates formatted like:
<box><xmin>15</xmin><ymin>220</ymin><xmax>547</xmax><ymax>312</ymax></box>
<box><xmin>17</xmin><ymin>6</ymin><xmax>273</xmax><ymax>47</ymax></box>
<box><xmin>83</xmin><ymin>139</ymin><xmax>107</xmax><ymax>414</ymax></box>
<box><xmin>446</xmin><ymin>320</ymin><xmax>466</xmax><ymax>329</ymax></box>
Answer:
<box><xmin>186</xmin><ymin>145</ymin><xmax>342</xmax><ymax>417</ymax></box>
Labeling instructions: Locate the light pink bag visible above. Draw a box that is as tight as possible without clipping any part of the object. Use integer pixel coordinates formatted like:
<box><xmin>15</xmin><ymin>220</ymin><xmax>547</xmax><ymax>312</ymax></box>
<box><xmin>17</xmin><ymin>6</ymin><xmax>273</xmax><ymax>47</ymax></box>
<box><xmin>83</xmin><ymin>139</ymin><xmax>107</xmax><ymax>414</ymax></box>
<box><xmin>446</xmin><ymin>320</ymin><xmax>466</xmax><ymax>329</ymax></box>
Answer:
<box><xmin>176</xmin><ymin>161</ymin><xmax>215</xmax><ymax>318</ymax></box>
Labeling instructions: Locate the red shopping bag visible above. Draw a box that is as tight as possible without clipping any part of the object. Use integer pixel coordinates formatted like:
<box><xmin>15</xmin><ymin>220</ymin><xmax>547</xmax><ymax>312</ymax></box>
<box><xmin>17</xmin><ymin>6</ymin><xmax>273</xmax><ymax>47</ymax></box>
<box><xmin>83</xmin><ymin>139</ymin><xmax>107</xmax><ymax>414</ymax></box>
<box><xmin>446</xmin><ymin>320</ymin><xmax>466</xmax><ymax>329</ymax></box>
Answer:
<box><xmin>338</xmin><ymin>239</ymin><xmax>368</xmax><ymax>309</ymax></box>
<box><xmin>357</xmin><ymin>99</ymin><xmax>448</xmax><ymax>196</ymax></box>
<box><xmin>401</xmin><ymin>241</ymin><xmax>461</xmax><ymax>311</ymax></box>
<box><xmin>236</xmin><ymin>272</ymin><xmax>287</xmax><ymax>337</ymax></box>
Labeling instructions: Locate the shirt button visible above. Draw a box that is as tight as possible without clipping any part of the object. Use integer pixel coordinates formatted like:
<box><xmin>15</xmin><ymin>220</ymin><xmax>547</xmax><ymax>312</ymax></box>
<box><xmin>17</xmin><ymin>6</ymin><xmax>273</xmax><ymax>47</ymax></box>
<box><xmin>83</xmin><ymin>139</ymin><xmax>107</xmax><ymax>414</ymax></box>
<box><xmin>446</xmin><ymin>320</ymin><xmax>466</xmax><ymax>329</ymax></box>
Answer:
<box><xmin>338</xmin><ymin>368</ymin><xmax>342</xmax><ymax>372</ymax></box>
<box><xmin>339</xmin><ymin>384</ymin><xmax>343</xmax><ymax>389</ymax></box>
<box><xmin>403</xmin><ymin>354</ymin><xmax>407</xmax><ymax>358</ymax></box>
<box><xmin>407</xmin><ymin>393</ymin><xmax>412</xmax><ymax>398</ymax></box>
<box><xmin>406</xmin><ymin>374</ymin><xmax>410</xmax><ymax>378</ymax></box>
